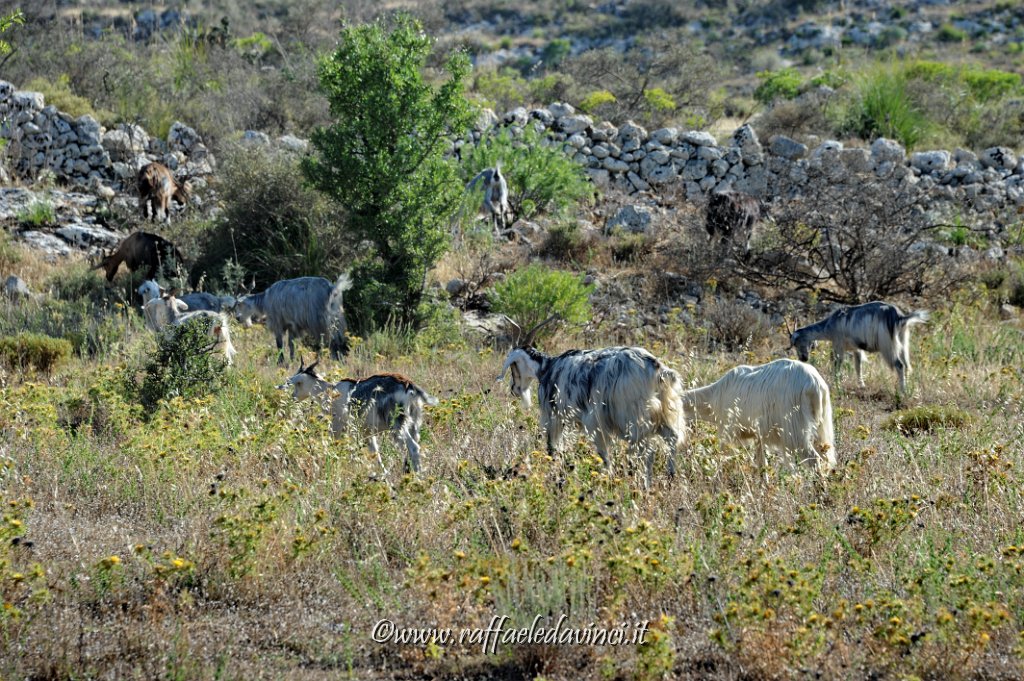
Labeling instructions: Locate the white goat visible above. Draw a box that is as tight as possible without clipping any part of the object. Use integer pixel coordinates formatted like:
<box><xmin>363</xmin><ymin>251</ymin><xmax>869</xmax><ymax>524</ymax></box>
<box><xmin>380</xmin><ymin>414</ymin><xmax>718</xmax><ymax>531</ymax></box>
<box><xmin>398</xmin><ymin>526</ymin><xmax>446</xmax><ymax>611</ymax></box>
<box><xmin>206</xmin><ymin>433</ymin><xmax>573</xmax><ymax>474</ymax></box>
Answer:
<box><xmin>278</xmin><ymin>359</ymin><xmax>438</xmax><ymax>473</ymax></box>
<box><xmin>680</xmin><ymin>359</ymin><xmax>835</xmax><ymax>478</ymax></box>
<box><xmin>790</xmin><ymin>301</ymin><xmax>929</xmax><ymax>392</ymax></box>
<box><xmin>235</xmin><ymin>275</ymin><xmax>352</xmax><ymax>364</ymax></box>
<box><xmin>142</xmin><ymin>293</ymin><xmax>237</xmax><ymax>365</ymax></box>
<box><xmin>466</xmin><ymin>165</ymin><xmax>511</xmax><ymax>234</ymax></box>
<box><xmin>498</xmin><ymin>318</ymin><xmax>685</xmax><ymax>488</ymax></box>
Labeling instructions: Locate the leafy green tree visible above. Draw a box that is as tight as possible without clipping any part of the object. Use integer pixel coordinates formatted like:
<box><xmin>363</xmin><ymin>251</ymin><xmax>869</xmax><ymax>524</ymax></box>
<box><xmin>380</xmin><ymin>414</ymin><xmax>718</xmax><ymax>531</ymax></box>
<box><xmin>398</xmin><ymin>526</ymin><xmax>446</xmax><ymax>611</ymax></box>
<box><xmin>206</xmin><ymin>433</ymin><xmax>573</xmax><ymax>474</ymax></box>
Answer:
<box><xmin>302</xmin><ymin>15</ymin><xmax>474</xmax><ymax>334</ymax></box>
<box><xmin>0</xmin><ymin>9</ymin><xmax>23</xmax><ymax>61</ymax></box>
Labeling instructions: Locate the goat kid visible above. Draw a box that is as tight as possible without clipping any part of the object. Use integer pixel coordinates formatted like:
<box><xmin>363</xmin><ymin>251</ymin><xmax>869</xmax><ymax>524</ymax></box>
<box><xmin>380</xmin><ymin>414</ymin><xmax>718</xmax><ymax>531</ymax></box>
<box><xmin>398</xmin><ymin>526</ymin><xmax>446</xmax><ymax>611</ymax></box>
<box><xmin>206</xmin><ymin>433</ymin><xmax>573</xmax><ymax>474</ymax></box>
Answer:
<box><xmin>790</xmin><ymin>301</ymin><xmax>929</xmax><ymax>393</ymax></box>
<box><xmin>499</xmin><ymin>319</ymin><xmax>685</xmax><ymax>488</ymax></box>
<box><xmin>138</xmin><ymin>280</ymin><xmax>235</xmax><ymax>312</ymax></box>
<box><xmin>681</xmin><ymin>359</ymin><xmax>835</xmax><ymax>481</ymax></box>
<box><xmin>142</xmin><ymin>293</ymin><xmax>237</xmax><ymax>365</ymax></box>
<box><xmin>278</xmin><ymin>359</ymin><xmax>438</xmax><ymax>473</ymax></box>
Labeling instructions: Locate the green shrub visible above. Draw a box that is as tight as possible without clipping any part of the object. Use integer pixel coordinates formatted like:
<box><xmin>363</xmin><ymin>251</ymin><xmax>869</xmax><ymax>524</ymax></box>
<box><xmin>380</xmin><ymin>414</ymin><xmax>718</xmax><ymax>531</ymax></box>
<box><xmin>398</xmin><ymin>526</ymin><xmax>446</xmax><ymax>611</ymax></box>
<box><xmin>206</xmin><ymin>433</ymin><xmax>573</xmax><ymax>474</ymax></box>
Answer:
<box><xmin>17</xmin><ymin>200</ymin><xmax>55</xmax><ymax>228</ymax></box>
<box><xmin>24</xmin><ymin>74</ymin><xmax>106</xmax><ymax>120</ymax></box>
<box><xmin>937</xmin><ymin>24</ymin><xmax>968</xmax><ymax>43</ymax></box>
<box><xmin>195</xmin><ymin>144</ymin><xmax>348</xmax><ymax>289</ymax></box>
<box><xmin>540</xmin><ymin>39</ymin><xmax>571</xmax><ymax>69</ymax></box>
<box><xmin>754</xmin><ymin>67</ymin><xmax>803</xmax><ymax>105</ymax></box>
<box><xmin>579</xmin><ymin>89</ymin><xmax>617</xmax><ymax>114</ymax></box>
<box><xmin>134</xmin><ymin>317</ymin><xmax>227</xmax><ymax>414</ymax></box>
<box><xmin>473</xmin><ymin>69</ymin><xmax>529</xmax><ymax>112</ymax></box>
<box><xmin>836</xmin><ymin>67</ymin><xmax>930</xmax><ymax>149</ymax></box>
<box><xmin>489</xmin><ymin>263</ymin><xmax>594</xmax><ymax>339</ymax></box>
<box><xmin>460</xmin><ymin>127</ymin><xmax>593</xmax><ymax>224</ymax></box>
<box><xmin>643</xmin><ymin>87</ymin><xmax>676</xmax><ymax>113</ymax></box>
<box><xmin>883</xmin><ymin>405</ymin><xmax>972</xmax><ymax>435</ymax></box>
<box><xmin>0</xmin><ymin>332</ymin><xmax>72</xmax><ymax>373</ymax></box>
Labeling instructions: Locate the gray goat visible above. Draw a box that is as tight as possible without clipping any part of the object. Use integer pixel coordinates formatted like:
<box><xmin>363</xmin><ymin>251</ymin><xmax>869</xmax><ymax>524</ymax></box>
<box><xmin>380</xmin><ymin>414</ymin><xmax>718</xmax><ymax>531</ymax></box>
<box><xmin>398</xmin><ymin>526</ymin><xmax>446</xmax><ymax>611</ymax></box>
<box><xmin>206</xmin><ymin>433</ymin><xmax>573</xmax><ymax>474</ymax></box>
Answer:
<box><xmin>466</xmin><ymin>165</ymin><xmax>511</xmax><ymax>234</ymax></box>
<box><xmin>790</xmin><ymin>301</ymin><xmax>929</xmax><ymax>393</ymax></box>
<box><xmin>498</xmin><ymin>317</ymin><xmax>685</xmax><ymax>488</ymax></box>
<box><xmin>234</xmin><ymin>275</ymin><xmax>352</xmax><ymax>363</ymax></box>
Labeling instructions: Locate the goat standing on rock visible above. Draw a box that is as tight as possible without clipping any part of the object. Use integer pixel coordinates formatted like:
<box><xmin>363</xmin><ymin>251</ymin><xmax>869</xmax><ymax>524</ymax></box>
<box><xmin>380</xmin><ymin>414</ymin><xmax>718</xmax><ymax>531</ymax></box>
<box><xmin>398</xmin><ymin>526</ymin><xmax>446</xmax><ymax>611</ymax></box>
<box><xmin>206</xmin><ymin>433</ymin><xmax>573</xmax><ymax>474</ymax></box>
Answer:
<box><xmin>790</xmin><ymin>301</ymin><xmax>929</xmax><ymax>393</ymax></box>
<box><xmin>279</xmin><ymin>359</ymin><xmax>438</xmax><ymax>474</ymax></box>
<box><xmin>138</xmin><ymin>162</ymin><xmax>192</xmax><ymax>223</ymax></box>
<box><xmin>498</xmin><ymin>317</ymin><xmax>685</xmax><ymax>488</ymax></box>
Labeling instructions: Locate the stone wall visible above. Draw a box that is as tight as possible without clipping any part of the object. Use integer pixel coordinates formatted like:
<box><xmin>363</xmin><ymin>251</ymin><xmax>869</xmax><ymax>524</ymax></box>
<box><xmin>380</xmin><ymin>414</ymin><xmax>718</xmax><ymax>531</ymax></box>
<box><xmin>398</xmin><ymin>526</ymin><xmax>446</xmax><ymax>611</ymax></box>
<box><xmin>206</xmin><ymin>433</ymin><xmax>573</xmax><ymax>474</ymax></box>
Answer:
<box><xmin>0</xmin><ymin>80</ymin><xmax>213</xmax><ymax>191</ymax></box>
<box><xmin>461</xmin><ymin>102</ymin><xmax>1024</xmax><ymax>220</ymax></box>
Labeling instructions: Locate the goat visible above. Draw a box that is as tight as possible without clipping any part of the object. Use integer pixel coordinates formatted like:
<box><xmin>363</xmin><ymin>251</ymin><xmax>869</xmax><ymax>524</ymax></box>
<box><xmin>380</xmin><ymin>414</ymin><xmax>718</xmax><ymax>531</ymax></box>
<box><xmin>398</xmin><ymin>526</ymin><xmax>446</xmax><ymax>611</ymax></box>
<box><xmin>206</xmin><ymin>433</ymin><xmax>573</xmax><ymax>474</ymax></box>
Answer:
<box><xmin>278</xmin><ymin>359</ymin><xmax>438</xmax><ymax>473</ymax></box>
<box><xmin>466</xmin><ymin>165</ymin><xmax>511</xmax><ymax>235</ymax></box>
<box><xmin>789</xmin><ymin>301</ymin><xmax>929</xmax><ymax>393</ymax></box>
<box><xmin>138</xmin><ymin>162</ymin><xmax>192</xmax><ymax>223</ymax></box>
<box><xmin>138</xmin><ymin>280</ymin><xmax>235</xmax><ymax>312</ymax></box>
<box><xmin>97</xmin><ymin>232</ymin><xmax>184</xmax><ymax>283</ymax></box>
<box><xmin>680</xmin><ymin>359</ymin><xmax>835</xmax><ymax>480</ymax></box>
<box><xmin>142</xmin><ymin>292</ymin><xmax>237</xmax><ymax>365</ymax></box>
<box><xmin>498</xmin><ymin>317</ymin><xmax>685</xmax><ymax>488</ymax></box>
<box><xmin>705</xmin><ymin>190</ymin><xmax>766</xmax><ymax>255</ymax></box>
<box><xmin>234</xmin><ymin>275</ymin><xmax>352</xmax><ymax>364</ymax></box>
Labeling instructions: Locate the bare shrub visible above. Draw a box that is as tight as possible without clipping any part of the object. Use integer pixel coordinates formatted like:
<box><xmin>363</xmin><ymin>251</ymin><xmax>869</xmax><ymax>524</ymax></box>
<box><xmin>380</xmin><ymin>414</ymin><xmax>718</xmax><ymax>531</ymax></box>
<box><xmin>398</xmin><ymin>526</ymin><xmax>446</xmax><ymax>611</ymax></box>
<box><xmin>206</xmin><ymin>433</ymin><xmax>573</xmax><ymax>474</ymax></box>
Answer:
<box><xmin>702</xmin><ymin>298</ymin><xmax>772</xmax><ymax>351</ymax></box>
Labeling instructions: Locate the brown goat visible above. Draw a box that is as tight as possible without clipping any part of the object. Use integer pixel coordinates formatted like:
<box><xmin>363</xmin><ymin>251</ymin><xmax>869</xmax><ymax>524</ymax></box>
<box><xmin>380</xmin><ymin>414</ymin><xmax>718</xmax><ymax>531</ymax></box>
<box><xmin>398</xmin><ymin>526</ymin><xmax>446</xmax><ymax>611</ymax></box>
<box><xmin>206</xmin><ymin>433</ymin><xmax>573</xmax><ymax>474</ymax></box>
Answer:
<box><xmin>97</xmin><ymin>231</ymin><xmax>185</xmax><ymax>282</ymax></box>
<box><xmin>138</xmin><ymin>162</ymin><xmax>192</xmax><ymax>223</ymax></box>
<box><xmin>705</xmin><ymin>191</ymin><xmax>767</xmax><ymax>255</ymax></box>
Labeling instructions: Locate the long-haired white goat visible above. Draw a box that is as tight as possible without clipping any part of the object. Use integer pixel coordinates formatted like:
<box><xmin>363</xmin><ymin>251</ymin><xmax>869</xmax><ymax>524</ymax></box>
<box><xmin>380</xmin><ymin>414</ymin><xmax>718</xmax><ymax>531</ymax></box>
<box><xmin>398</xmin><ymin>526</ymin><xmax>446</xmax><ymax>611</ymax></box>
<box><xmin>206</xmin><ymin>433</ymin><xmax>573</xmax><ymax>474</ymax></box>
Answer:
<box><xmin>680</xmin><ymin>359</ymin><xmax>835</xmax><ymax>478</ymax></box>
<box><xmin>142</xmin><ymin>292</ymin><xmax>237</xmax><ymax>365</ymax></box>
<box><xmin>498</xmin><ymin>317</ymin><xmax>685</xmax><ymax>488</ymax></box>
<box><xmin>234</xmin><ymin>275</ymin><xmax>352</xmax><ymax>364</ymax></box>
<box><xmin>790</xmin><ymin>301</ymin><xmax>929</xmax><ymax>393</ymax></box>
<box><xmin>278</xmin><ymin>359</ymin><xmax>438</xmax><ymax>473</ymax></box>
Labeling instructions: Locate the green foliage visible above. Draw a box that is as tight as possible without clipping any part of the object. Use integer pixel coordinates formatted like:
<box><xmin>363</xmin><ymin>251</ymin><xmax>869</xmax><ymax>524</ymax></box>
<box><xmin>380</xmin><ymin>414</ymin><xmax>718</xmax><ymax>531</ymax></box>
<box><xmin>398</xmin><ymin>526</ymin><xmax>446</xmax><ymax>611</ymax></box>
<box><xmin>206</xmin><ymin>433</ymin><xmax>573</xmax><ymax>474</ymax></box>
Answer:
<box><xmin>489</xmin><ymin>263</ymin><xmax>594</xmax><ymax>337</ymax></box>
<box><xmin>195</xmin><ymin>144</ymin><xmax>348</xmax><ymax>288</ymax></box>
<box><xmin>0</xmin><ymin>8</ymin><xmax>22</xmax><ymax>56</ymax></box>
<box><xmin>578</xmin><ymin>89</ymin><xmax>617</xmax><ymax>114</ymax></box>
<box><xmin>460</xmin><ymin>127</ymin><xmax>593</xmax><ymax>223</ymax></box>
<box><xmin>643</xmin><ymin>87</ymin><xmax>676</xmax><ymax>113</ymax></box>
<box><xmin>0</xmin><ymin>332</ymin><xmax>72</xmax><ymax>373</ymax></box>
<box><xmin>810</xmin><ymin>69</ymin><xmax>848</xmax><ymax>89</ymax></box>
<box><xmin>302</xmin><ymin>15</ymin><xmax>475</xmax><ymax>334</ymax></box>
<box><xmin>473</xmin><ymin>68</ymin><xmax>528</xmax><ymax>112</ymax></box>
<box><xmin>937</xmin><ymin>24</ymin><xmax>968</xmax><ymax>43</ymax></box>
<box><xmin>540</xmin><ymin>38</ymin><xmax>571</xmax><ymax>69</ymax></box>
<box><xmin>875</xmin><ymin>25</ymin><xmax>907</xmax><ymax>48</ymax></box>
<box><xmin>17</xmin><ymin>200</ymin><xmax>55</xmax><ymax>228</ymax></box>
<box><xmin>883</xmin><ymin>405</ymin><xmax>972</xmax><ymax>435</ymax></box>
<box><xmin>754</xmin><ymin>67</ymin><xmax>803</xmax><ymax>105</ymax></box>
<box><xmin>231</xmin><ymin>32</ymin><xmax>276</xmax><ymax>63</ymax></box>
<box><xmin>133</xmin><ymin>317</ymin><xmax>227</xmax><ymax>414</ymax></box>
<box><xmin>836</xmin><ymin>66</ymin><xmax>931</xmax><ymax>149</ymax></box>
<box><xmin>23</xmin><ymin>74</ymin><xmax>105</xmax><ymax>120</ymax></box>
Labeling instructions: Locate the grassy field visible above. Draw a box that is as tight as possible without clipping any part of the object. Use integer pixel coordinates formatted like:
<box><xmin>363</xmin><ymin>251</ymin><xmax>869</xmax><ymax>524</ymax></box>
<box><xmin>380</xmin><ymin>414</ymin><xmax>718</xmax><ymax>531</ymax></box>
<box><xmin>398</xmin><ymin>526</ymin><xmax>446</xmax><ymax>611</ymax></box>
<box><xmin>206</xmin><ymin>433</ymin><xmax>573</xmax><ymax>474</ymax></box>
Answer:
<box><xmin>0</xmin><ymin>249</ymin><xmax>1022</xmax><ymax>680</ymax></box>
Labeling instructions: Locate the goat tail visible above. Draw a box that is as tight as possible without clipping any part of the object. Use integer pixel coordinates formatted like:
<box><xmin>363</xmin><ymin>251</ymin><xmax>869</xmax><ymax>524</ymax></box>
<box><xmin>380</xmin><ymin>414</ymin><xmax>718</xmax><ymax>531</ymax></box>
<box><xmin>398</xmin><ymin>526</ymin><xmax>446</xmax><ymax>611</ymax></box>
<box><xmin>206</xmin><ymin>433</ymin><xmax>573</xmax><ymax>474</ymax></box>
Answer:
<box><xmin>326</xmin><ymin>273</ymin><xmax>353</xmax><ymax>357</ymax></box>
<box><xmin>900</xmin><ymin>309</ymin><xmax>930</xmax><ymax>329</ymax></box>
<box><xmin>655</xmin><ymin>365</ymin><xmax>687</xmax><ymax>437</ymax></box>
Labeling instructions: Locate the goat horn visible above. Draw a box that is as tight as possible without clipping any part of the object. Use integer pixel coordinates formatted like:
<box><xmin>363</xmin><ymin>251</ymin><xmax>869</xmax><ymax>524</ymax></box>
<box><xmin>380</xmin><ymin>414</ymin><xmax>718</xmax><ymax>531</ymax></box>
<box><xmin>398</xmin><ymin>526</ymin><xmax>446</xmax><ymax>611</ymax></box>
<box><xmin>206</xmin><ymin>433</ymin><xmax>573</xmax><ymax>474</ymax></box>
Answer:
<box><xmin>521</xmin><ymin>314</ymin><xmax>560</xmax><ymax>348</ymax></box>
<box><xmin>298</xmin><ymin>354</ymin><xmax>305</xmax><ymax>373</ymax></box>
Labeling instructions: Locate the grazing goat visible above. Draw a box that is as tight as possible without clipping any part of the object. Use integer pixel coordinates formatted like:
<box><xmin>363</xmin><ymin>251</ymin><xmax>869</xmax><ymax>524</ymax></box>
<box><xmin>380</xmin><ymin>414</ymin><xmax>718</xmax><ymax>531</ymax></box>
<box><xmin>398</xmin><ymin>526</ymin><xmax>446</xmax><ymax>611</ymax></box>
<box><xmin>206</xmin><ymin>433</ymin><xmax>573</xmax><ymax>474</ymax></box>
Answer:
<box><xmin>138</xmin><ymin>280</ymin><xmax>234</xmax><ymax>312</ymax></box>
<box><xmin>681</xmin><ymin>359</ymin><xmax>835</xmax><ymax>479</ymax></box>
<box><xmin>142</xmin><ymin>293</ymin><xmax>237</xmax><ymax>365</ymax></box>
<box><xmin>498</xmin><ymin>317</ymin><xmax>685</xmax><ymax>488</ymax></box>
<box><xmin>278</xmin><ymin>359</ymin><xmax>438</xmax><ymax>473</ymax></box>
<box><xmin>790</xmin><ymin>301</ymin><xmax>929</xmax><ymax>393</ymax></box>
<box><xmin>138</xmin><ymin>162</ymin><xmax>192</xmax><ymax>223</ymax></box>
<box><xmin>234</xmin><ymin>275</ymin><xmax>352</xmax><ymax>364</ymax></box>
<box><xmin>705</xmin><ymin>190</ymin><xmax>766</xmax><ymax>255</ymax></box>
<box><xmin>97</xmin><ymin>232</ymin><xmax>184</xmax><ymax>283</ymax></box>
<box><xmin>466</xmin><ymin>165</ymin><xmax>511</xmax><ymax>234</ymax></box>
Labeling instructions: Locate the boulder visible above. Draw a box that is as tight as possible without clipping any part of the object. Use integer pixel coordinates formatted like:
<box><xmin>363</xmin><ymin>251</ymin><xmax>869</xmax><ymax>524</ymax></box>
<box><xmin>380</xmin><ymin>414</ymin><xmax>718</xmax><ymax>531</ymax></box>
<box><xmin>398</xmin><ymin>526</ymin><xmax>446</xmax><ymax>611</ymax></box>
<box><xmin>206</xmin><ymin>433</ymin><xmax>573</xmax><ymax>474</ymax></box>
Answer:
<box><xmin>606</xmin><ymin>204</ymin><xmax>654</xmax><ymax>234</ymax></box>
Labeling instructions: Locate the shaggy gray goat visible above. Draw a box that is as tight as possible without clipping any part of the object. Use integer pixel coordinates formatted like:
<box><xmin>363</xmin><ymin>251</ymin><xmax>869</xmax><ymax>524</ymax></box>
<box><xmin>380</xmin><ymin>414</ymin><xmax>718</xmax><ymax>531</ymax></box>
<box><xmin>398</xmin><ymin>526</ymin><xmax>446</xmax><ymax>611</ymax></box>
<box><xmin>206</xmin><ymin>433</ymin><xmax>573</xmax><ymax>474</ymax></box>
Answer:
<box><xmin>498</xmin><ymin>317</ymin><xmax>685</xmax><ymax>488</ymax></box>
<box><xmin>278</xmin><ymin>359</ymin><xmax>438</xmax><ymax>473</ymax></box>
<box><xmin>234</xmin><ymin>274</ymin><xmax>352</xmax><ymax>363</ymax></box>
<box><xmin>790</xmin><ymin>301</ymin><xmax>929</xmax><ymax>393</ymax></box>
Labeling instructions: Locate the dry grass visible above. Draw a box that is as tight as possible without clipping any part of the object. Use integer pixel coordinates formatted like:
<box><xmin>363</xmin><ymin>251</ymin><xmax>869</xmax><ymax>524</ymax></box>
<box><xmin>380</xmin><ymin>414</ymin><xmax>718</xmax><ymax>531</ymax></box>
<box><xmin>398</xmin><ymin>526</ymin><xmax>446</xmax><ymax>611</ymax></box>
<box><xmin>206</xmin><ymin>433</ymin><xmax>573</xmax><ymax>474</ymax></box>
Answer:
<box><xmin>0</xmin><ymin>257</ymin><xmax>1022</xmax><ymax>680</ymax></box>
